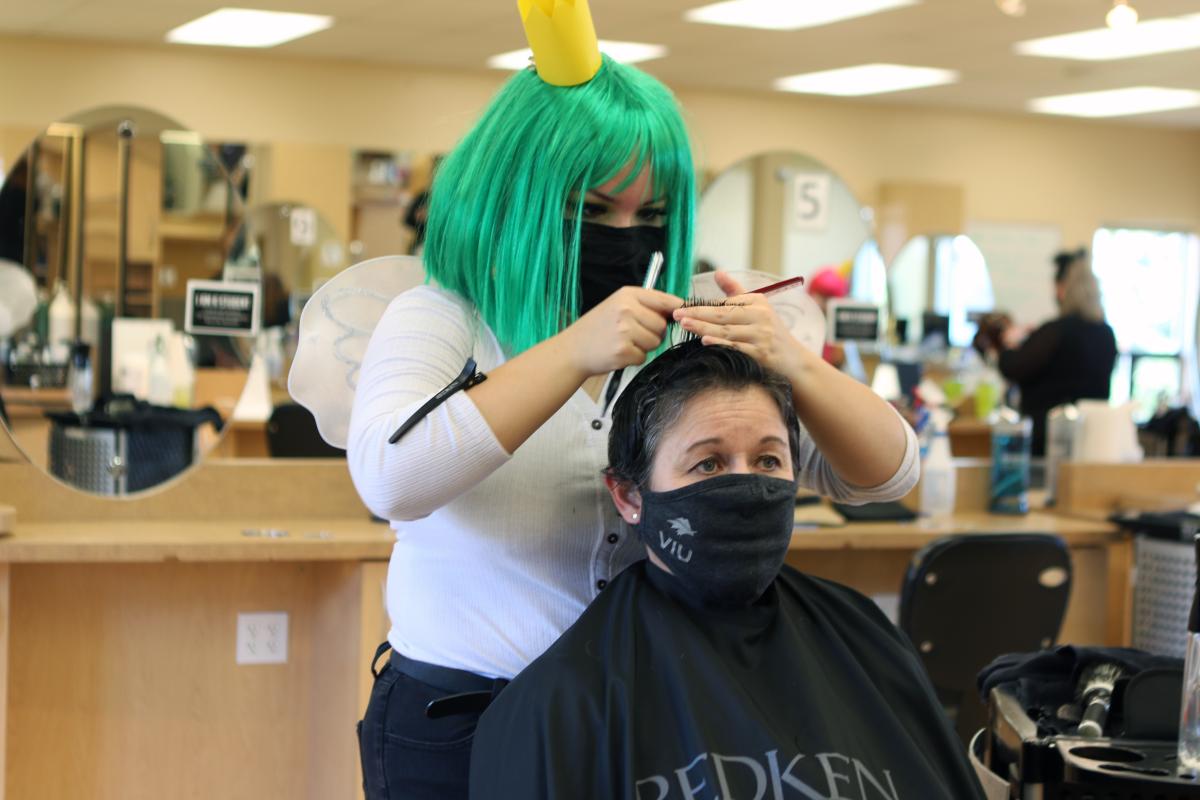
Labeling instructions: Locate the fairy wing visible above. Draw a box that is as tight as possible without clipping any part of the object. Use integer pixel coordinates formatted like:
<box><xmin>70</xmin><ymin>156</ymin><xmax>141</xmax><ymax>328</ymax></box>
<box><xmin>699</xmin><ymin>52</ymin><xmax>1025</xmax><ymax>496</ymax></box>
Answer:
<box><xmin>288</xmin><ymin>255</ymin><xmax>427</xmax><ymax>448</ymax></box>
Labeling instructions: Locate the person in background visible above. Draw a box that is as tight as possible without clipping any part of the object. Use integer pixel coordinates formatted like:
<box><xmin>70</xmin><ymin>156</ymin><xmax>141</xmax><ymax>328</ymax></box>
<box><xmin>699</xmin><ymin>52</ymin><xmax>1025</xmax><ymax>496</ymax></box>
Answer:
<box><xmin>403</xmin><ymin>155</ymin><xmax>444</xmax><ymax>256</ymax></box>
<box><xmin>0</xmin><ymin>160</ymin><xmax>29</xmax><ymax>265</ymax></box>
<box><xmin>971</xmin><ymin>311</ymin><xmax>1013</xmax><ymax>360</ymax></box>
<box><xmin>996</xmin><ymin>249</ymin><xmax>1118</xmax><ymax>455</ymax></box>
<box><xmin>807</xmin><ymin>266</ymin><xmax>849</xmax><ymax>368</ymax></box>
<box><xmin>402</xmin><ymin>188</ymin><xmax>429</xmax><ymax>255</ymax></box>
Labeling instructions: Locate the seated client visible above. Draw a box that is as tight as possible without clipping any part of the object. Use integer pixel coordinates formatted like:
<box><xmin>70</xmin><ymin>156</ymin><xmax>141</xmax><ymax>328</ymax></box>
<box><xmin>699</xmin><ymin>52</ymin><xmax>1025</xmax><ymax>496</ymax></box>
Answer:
<box><xmin>469</xmin><ymin>340</ymin><xmax>984</xmax><ymax>799</ymax></box>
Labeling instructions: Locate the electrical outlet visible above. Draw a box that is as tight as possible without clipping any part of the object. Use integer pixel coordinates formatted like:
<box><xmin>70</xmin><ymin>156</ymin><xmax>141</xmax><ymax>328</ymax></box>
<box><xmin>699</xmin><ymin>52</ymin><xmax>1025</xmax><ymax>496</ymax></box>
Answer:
<box><xmin>236</xmin><ymin>612</ymin><xmax>289</xmax><ymax>665</ymax></box>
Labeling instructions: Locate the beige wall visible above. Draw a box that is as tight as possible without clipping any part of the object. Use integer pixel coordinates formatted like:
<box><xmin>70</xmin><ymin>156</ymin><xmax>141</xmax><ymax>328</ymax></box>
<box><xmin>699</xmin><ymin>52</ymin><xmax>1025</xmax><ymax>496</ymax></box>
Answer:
<box><xmin>3</xmin><ymin>35</ymin><xmax>1200</xmax><ymax>248</ymax></box>
<box><xmin>251</xmin><ymin>142</ymin><xmax>354</xmax><ymax>241</ymax></box>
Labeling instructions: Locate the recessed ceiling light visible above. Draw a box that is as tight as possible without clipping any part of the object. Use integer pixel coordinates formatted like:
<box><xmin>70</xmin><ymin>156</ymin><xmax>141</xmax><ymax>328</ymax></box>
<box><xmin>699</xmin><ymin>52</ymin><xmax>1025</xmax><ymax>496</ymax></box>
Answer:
<box><xmin>1106</xmin><ymin>1</ymin><xmax>1139</xmax><ymax>30</ymax></box>
<box><xmin>996</xmin><ymin>0</ymin><xmax>1027</xmax><ymax>17</ymax></box>
<box><xmin>487</xmin><ymin>40</ymin><xmax>667</xmax><ymax>70</ymax></box>
<box><xmin>685</xmin><ymin>0</ymin><xmax>918</xmax><ymax>31</ymax></box>
<box><xmin>1016</xmin><ymin>13</ymin><xmax>1200</xmax><ymax>60</ymax></box>
<box><xmin>774</xmin><ymin>64</ymin><xmax>958</xmax><ymax>96</ymax></box>
<box><xmin>166</xmin><ymin>8</ymin><xmax>333</xmax><ymax>48</ymax></box>
<box><xmin>1029</xmin><ymin>87</ymin><xmax>1200</xmax><ymax>117</ymax></box>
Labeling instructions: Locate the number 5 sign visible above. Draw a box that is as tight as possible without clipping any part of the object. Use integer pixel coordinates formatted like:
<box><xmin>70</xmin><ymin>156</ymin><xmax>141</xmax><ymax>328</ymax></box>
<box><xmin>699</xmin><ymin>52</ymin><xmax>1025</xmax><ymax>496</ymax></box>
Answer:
<box><xmin>790</xmin><ymin>172</ymin><xmax>830</xmax><ymax>231</ymax></box>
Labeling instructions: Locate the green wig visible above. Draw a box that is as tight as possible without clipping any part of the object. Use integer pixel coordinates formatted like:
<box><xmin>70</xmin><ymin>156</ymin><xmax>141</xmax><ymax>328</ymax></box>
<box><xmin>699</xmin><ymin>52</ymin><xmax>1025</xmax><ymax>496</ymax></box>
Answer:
<box><xmin>423</xmin><ymin>55</ymin><xmax>696</xmax><ymax>355</ymax></box>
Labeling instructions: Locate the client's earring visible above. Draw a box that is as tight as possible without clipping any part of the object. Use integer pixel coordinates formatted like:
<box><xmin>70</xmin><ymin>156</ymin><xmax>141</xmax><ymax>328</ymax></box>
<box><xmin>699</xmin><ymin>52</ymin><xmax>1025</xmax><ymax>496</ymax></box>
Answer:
<box><xmin>631</xmin><ymin>512</ymin><xmax>639</xmax><ymax>521</ymax></box>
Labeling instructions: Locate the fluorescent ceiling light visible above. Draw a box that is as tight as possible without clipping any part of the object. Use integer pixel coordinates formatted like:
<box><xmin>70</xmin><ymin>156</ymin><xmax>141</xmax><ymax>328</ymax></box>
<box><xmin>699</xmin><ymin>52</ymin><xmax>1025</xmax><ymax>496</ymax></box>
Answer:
<box><xmin>774</xmin><ymin>64</ymin><xmax>958</xmax><ymax>96</ymax></box>
<box><xmin>1029</xmin><ymin>87</ymin><xmax>1200</xmax><ymax>117</ymax></box>
<box><xmin>166</xmin><ymin>8</ymin><xmax>333</xmax><ymax>48</ymax></box>
<box><xmin>685</xmin><ymin>0</ymin><xmax>918</xmax><ymax>31</ymax></box>
<box><xmin>487</xmin><ymin>40</ymin><xmax>667</xmax><ymax>70</ymax></box>
<box><xmin>1016</xmin><ymin>13</ymin><xmax>1200</xmax><ymax>60</ymax></box>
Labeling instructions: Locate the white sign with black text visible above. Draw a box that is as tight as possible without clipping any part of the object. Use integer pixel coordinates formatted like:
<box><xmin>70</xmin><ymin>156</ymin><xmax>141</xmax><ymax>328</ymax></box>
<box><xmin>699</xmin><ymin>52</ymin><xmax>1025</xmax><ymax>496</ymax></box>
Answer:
<box><xmin>185</xmin><ymin>279</ymin><xmax>261</xmax><ymax>338</ymax></box>
<box><xmin>827</xmin><ymin>300</ymin><xmax>882</xmax><ymax>344</ymax></box>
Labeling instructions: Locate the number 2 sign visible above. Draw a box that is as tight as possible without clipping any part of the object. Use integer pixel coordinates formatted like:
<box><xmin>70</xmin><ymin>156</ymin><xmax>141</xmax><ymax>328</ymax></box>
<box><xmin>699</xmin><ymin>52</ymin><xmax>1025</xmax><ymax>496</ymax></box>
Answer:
<box><xmin>791</xmin><ymin>173</ymin><xmax>830</xmax><ymax>232</ymax></box>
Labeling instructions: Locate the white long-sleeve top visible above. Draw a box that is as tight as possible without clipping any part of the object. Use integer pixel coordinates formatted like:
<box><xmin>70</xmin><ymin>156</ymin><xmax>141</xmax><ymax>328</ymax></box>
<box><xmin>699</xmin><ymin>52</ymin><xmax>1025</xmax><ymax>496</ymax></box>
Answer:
<box><xmin>347</xmin><ymin>285</ymin><xmax>920</xmax><ymax>680</ymax></box>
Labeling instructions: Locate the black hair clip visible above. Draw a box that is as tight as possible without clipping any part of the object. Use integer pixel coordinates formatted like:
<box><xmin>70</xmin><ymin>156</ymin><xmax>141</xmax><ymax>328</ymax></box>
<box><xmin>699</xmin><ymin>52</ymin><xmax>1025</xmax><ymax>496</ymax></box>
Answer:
<box><xmin>388</xmin><ymin>357</ymin><xmax>488</xmax><ymax>444</ymax></box>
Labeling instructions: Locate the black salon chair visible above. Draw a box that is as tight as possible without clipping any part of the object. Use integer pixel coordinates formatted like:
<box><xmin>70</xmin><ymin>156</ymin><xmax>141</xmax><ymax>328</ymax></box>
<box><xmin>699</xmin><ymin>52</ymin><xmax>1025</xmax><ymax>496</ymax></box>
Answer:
<box><xmin>266</xmin><ymin>403</ymin><xmax>345</xmax><ymax>458</ymax></box>
<box><xmin>899</xmin><ymin>533</ymin><xmax>1072</xmax><ymax>745</ymax></box>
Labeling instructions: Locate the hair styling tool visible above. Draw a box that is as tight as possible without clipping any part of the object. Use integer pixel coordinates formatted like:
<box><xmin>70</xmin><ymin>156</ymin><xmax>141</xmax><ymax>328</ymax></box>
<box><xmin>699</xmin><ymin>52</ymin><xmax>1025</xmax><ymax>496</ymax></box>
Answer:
<box><xmin>1076</xmin><ymin>662</ymin><xmax>1126</xmax><ymax>738</ymax></box>
<box><xmin>389</xmin><ymin>357</ymin><xmax>488</xmax><ymax>444</ymax></box>
<box><xmin>642</xmin><ymin>251</ymin><xmax>664</xmax><ymax>291</ymax></box>
<box><xmin>749</xmin><ymin>275</ymin><xmax>805</xmax><ymax>297</ymax></box>
<box><xmin>601</xmin><ymin>251</ymin><xmax>667</xmax><ymax>413</ymax></box>
<box><xmin>671</xmin><ymin>274</ymin><xmax>806</xmax><ymax>342</ymax></box>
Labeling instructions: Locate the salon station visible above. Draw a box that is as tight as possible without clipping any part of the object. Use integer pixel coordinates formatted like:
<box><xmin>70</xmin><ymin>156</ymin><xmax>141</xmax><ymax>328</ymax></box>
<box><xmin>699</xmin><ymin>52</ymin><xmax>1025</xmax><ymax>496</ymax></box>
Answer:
<box><xmin>1</xmin><ymin>1</ymin><xmax>1200</xmax><ymax>798</ymax></box>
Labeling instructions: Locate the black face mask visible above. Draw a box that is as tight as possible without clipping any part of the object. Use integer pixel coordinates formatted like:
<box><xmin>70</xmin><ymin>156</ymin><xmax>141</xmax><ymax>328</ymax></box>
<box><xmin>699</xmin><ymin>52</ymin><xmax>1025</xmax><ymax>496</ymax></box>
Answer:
<box><xmin>577</xmin><ymin>222</ymin><xmax>666</xmax><ymax>315</ymax></box>
<box><xmin>634</xmin><ymin>473</ymin><xmax>799</xmax><ymax>609</ymax></box>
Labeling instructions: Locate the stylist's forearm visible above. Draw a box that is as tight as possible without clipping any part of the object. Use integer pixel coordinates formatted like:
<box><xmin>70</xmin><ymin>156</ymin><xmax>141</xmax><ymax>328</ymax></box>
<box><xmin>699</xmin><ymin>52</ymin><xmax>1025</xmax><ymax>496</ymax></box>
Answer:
<box><xmin>784</xmin><ymin>348</ymin><xmax>908</xmax><ymax>488</ymax></box>
<box><xmin>465</xmin><ymin>334</ymin><xmax>588</xmax><ymax>454</ymax></box>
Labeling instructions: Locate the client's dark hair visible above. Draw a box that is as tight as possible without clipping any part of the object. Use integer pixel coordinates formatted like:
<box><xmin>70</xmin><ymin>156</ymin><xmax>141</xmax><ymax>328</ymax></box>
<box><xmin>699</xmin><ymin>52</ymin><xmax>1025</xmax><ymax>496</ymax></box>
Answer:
<box><xmin>606</xmin><ymin>339</ymin><xmax>801</xmax><ymax>488</ymax></box>
<box><xmin>1054</xmin><ymin>248</ymin><xmax>1087</xmax><ymax>284</ymax></box>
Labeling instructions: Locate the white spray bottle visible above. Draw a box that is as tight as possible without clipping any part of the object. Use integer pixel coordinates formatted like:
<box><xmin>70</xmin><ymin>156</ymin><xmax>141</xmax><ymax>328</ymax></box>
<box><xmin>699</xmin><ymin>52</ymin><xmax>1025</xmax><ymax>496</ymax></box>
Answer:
<box><xmin>920</xmin><ymin>408</ymin><xmax>956</xmax><ymax>521</ymax></box>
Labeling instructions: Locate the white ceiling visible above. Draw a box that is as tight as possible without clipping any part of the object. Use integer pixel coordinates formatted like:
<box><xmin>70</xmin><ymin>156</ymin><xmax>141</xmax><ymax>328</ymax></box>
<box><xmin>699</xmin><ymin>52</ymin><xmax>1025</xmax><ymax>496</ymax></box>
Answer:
<box><xmin>7</xmin><ymin>0</ymin><xmax>1200</xmax><ymax>127</ymax></box>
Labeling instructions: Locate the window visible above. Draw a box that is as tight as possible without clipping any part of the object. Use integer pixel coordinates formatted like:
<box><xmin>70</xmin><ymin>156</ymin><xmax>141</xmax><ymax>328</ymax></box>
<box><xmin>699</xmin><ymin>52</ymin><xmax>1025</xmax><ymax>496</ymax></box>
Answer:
<box><xmin>934</xmin><ymin>235</ymin><xmax>994</xmax><ymax>348</ymax></box>
<box><xmin>889</xmin><ymin>234</ymin><xmax>995</xmax><ymax>348</ymax></box>
<box><xmin>850</xmin><ymin>239</ymin><xmax>888</xmax><ymax>308</ymax></box>
<box><xmin>1092</xmin><ymin>227</ymin><xmax>1200</xmax><ymax>422</ymax></box>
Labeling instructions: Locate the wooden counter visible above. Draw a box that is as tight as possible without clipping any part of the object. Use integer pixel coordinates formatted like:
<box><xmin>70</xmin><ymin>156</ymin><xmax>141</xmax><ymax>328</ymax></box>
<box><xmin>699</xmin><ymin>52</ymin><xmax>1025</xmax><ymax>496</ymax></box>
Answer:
<box><xmin>0</xmin><ymin>460</ymin><xmax>390</xmax><ymax>800</ymax></box>
<box><xmin>790</xmin><ymin>510</ymin><xmax>1117</xmax><ymax>549</ymax></box>
<box><xmin>0</xmin><ymin>518</ymin><xmax>393</xmax><ymax>563</ymax></box>
<box><xmin>0</xmin><ymin>384</ymin><xmax>71</xmax><ymax>414</ymax></box>
<box><xmin>948</xmin><ymin>419</ymin><xmax>992</xmax><ymax>458</ymax></box>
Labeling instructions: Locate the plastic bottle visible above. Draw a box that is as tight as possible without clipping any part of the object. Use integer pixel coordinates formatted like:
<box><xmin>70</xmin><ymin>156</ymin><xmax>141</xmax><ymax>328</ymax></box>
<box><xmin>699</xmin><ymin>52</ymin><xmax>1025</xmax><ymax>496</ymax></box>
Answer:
<box><xmin>147</xmin><ymin>335</ymin><xmax>172</xmax><ymax>406</ymax></box>
<box><xmin>47</xmin><ymin>282</ymin><xmax>100</xmax><ymax>351</ymax></box>
<box><xmin>47</xmin><ymin>281</ymin><xmax>73</xmax><ymax>348</ymax></box>
<box><xmin>991</xmin><ymin>415</ymin><xmax>1032</xmax><ymax>514</ymax></box>
<box><xmin>67</xmin><ymin>342</ymin><xmax>93</xmax><ymax>415</ymax></box>
<box><xmin>920</xmin><ymin>409</ymin><xmax>956</xmax><ymax>520</ymax></box>
<box><xmin>1178</xmin><ymin>534</ymin><xmax>1200</xmax><ymax>771</ymax></box>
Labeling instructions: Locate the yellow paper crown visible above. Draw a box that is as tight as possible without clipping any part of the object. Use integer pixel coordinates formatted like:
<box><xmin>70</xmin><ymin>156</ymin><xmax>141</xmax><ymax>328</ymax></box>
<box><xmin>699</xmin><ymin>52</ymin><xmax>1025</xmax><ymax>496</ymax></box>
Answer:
<box><xmin>518</xmin><ymin>0</ymin><xmax>602</xmax><ymax>87</ymax></box>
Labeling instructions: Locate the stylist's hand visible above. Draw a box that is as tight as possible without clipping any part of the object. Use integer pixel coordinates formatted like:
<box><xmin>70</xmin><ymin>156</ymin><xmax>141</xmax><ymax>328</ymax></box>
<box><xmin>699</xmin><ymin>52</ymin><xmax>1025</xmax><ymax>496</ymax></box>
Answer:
<box><xmin>672</xmin><ymin>270</ymin><xmax>805</xmax><ymax>377</ymax></box>
<box><xmin>563</xmin><ymin>287</ymin><xmax>682</xmax><ymax>376</ymax></box>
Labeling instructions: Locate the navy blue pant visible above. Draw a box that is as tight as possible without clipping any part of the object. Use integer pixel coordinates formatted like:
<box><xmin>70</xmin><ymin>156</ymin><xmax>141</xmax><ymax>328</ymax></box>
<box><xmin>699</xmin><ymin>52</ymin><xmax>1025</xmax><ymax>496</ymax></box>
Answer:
<box><xmin>358</xmin><ymin>646</ymin><xmax>500</xmax><ymax>800</ymax></box>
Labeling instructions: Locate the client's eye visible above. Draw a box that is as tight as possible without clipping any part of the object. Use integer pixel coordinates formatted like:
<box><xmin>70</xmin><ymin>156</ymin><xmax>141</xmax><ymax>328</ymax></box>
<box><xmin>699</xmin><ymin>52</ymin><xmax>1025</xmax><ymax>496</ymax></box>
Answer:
<box><xmin>693</xmin><ymin>457</ymin><xmax>720</xmax><ymax>475</ymax></box>
<box><xmin>637</xmin><ymin>206</ymin><xmax>667</xmax><ymax>222</ymax></box>
<box><xmin>758</xmin><ymin>455</ymin><xmax>783</xmax><ymax>470</ymax></box>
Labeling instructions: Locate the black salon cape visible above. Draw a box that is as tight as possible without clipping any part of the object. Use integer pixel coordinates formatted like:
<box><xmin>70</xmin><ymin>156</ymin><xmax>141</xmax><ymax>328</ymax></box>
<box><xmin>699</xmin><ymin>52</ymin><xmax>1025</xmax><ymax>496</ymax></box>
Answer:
<box><xmin>470</xmin><ymin>561</ymin><xmax>984</xmax><ymax>800</ymax></box>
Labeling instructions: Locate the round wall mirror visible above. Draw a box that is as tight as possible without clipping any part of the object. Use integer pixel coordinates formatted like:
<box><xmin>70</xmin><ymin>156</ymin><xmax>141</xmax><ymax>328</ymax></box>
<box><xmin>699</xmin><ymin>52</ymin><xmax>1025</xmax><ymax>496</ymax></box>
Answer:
<box><xmin>889</xmin><ymin>234</ymin><xmax>995</xmax><ymax>349</ymax></box>
<box><xmin>0</xmin><ymin>105</ymin><xmax>251</xmax><ymax>496</ymax></box>
<box><xmin>696</xmin><ymin>151</ymin><xmax>872</xmax><ymax>281</ymax></box>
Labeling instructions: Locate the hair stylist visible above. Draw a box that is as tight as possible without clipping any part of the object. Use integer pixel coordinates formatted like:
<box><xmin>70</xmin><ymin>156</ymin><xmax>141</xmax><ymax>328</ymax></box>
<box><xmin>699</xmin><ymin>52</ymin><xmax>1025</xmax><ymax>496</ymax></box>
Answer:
<box><xmin>996</xmin><ymin>249</ymin><xmax>1118</xmax><ymax>456</ymax></box>
<box><xmin>348</xmin><ymin>5</ymin><xmax>691</xmax><ymax>798</ymax></box>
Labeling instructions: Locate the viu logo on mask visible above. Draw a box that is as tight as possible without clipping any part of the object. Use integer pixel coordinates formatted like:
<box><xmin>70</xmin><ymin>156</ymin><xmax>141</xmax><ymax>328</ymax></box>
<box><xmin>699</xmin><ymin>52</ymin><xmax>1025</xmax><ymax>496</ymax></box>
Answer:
<box><xmin>658</xmin><ymin>517</ymin><xmax>696</xmax><ymax>563</ymax></box>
